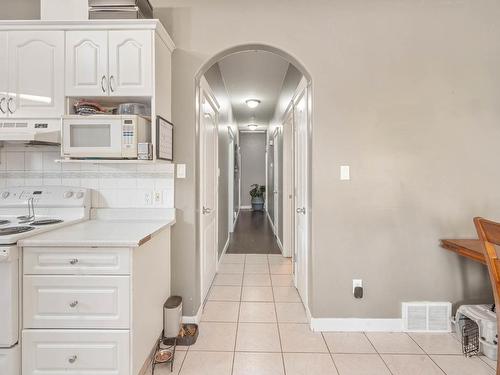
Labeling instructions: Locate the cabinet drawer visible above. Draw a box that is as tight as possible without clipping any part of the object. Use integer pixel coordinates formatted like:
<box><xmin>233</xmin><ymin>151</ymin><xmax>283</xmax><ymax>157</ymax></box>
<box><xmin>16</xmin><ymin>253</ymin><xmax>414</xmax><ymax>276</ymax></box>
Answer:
<box><xmin>23</xmin><ymin>247</ymin><xmax>130</xmax><ymax>275</ymax></box>
<box><xmin>22</xmin><ymin>329</ymin><xmax>129</xmax><ymax>375</ymax></box>
<box><xmin>23</xmin><ymin>275</ymin><xmax>130</xmax><ymax>329</ymax></box>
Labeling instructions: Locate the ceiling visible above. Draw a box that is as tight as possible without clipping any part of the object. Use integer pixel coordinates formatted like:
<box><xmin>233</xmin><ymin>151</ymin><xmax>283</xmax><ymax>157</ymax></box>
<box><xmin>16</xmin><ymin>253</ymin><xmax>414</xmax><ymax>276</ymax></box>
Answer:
<box><xmin>217</xmin><ymin>50</ymin><xmax>291</xmax><ymax>130</ymax></box>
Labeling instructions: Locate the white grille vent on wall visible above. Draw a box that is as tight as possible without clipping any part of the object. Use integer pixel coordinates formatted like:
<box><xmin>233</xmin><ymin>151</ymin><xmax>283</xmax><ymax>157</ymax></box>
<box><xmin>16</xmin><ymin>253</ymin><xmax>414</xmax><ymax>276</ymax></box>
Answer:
<box><xmin>402</xmin><ymin>302</ymin><xmax>452</xmax><ymax>332</ymax></box>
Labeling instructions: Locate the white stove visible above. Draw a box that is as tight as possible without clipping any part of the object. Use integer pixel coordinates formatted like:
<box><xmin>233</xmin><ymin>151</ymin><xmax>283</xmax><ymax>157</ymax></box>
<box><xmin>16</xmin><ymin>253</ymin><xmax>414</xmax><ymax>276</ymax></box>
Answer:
<box><xmin>0</xmin><ymin>186</ymin><xmax>90</xmax><ymax>375</ymax></box>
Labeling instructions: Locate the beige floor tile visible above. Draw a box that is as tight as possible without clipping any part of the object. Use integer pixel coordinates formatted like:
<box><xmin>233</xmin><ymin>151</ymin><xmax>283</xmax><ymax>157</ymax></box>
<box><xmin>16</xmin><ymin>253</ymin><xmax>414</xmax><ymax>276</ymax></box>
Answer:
<box><xmin>246</xmin><ymin>254</ymin><xmax>269</xmax><ymax>264</ymax></box>
<box><xmin>150</xmin><ymin>350</ymin><xmax>187</xmax><ymax>375</ymax></box>
<box><xmin>273</xmin><ymin>287</ymin><xmax>301</xmax><ymax>302</ymax></box>
<box><xmin>431</xmin><ymin>355</ymin><xmax>495</xmax><ymax>375</ymax></box>
<box><xmin>179</xmin><ymin>351</ymin><xmax>233</xmax><ymax>375</ymax></box>
<box><xmin>208</xmin><ymin>285</ymin><xmax>241</xmax><ymax>301</ymax></box>
<box><xmin>268</xmin><ymin>254</ymin><xmax>291</xmax><ymax>265</ymax></box>
<box><xmin>221</xmin><ymin>254</ymin><xmax>246</xmax><ymax>264</ymax></box>
<box><xmin>233</xmin><ymin>352</ymin><xmax>284</xmax><ymax>375</ymax></box>
<box><xmin>279</xmin><ymin>323</ymin><xmax>328</xmax><ymax>353</ymax></box>
<box><xmin>239</xmin><ymin>302</ymin><xmax>277</xmax><ymax>323</ymax></box>
<box><xmin>201</xmin><ymin>301</ymin><xmax>239</xmax><ymax>322</ymax></box>
<box><xmin>283</xmin><ymin>353</ymin><xmax>339</xmax><ymax>375</ymax></box>
<box><xmin>241</xmin><ymin>286</ymin><xmax>274</xmax><ymax>302</ymax></box>
<box><xmin>271</xmin><ymin>274</ymin><xmax>294</xmax><ymax>286</ymax></box>
<box><xmin>190</xmin><ymin>322</ymin><xmax>237</xmax><ymax>351</ymax></box>
<box><xmin>366</xmin><ymin>332</ymin><xmax>424</xmax><ymax>354</ymax></box>
<box><xmin>275</xmin><ymin>303</ymin><xmax>308</xmax><ymax>323</ymax></box>
<box><xmin>409</xmin><ymin>333</ymin><xmax>462</xmax><ymax>355</ymax></box>
<box><xmin>323</xmin><ymin>332</ymin><xmax>376</xmax><ymax>354</ymax></box>
<box><xmin>244</xmin><ymin>263</ymin><xmax>270</xmax><ymax>274</ymax></box>
<box><xmin>213</xmin><ymin>273</ymin><xmax>243</xmax><ymax>286</ymax></box>
<box><xmin>332</xmin><ymin>354</ymin><xmax>391</xmax><ymax>375</ymax></box>
<box><xmin>243</xmin><ymin>273</ymin><xmax>272</xmax><ymax>286</ymax></box>
<box><xmin>270</xmin><ymin>263</ymin><xmax>293</xmax><ymax>275</ymax></box>
<box><xmin>480</xmin><ymin>355</ymin><xmax>497</xmax><ymax>370</ymax></box>
<box><xmin>236</xmin><ymin>322</ymin><xmax>281</xmax><ymax>352</ymax></box>
<box><xmin>218</xmin><ymin>263</ymin><xmax>244</xmax><ymax>274</ymax></box>
<box><xmin>382</xmin><ymin>354</ymin><xmax>445</xmax><ymax>375</ymax></box>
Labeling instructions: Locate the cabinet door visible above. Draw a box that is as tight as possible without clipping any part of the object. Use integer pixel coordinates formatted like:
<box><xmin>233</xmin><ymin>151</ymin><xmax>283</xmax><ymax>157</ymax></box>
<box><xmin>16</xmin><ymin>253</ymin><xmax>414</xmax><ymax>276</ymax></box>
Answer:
<box><xmin>66</xmin><ymin>31</ymin><xmax>109</xmax><ymax>97</ymax></box>
<box><xmin>7</xmin><ymin>31</ymin><xmax>64</xmax><ymax>118</ymax></box>
<box><xmin>0</xmin><ymin>32</ymin><xmax>8</xmax><ymax>117</ymax></box>
<box><xmin>22</xmin><ymin>329</ymin><xmax>130</xmax><ymax>375</ymax></box>
<box><xmin>108</xmin><ymin>30</ymin><xmax>152</xmax><ymax>96</ymax></box>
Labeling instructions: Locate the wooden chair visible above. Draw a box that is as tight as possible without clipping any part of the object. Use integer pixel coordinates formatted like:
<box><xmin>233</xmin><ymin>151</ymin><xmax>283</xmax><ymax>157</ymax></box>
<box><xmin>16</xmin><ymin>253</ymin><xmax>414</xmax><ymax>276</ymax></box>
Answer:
<box><xmin>473</xmin><ymin>217</ymin><xmax>500</xmax><ymax>374</ymax></box>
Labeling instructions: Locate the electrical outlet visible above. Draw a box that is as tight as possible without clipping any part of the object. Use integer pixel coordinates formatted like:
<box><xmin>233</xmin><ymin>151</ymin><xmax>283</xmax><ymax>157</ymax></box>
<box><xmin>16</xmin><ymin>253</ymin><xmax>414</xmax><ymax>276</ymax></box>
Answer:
<box><xmin>144</xmin><ymin>192</ymin><xmax>153</xmax><ymax>206</ymax></box>
<box><xmin>352</xmin><ymin>279</ymin><xmax>362</xmax><ymax>294</ymax></box>
<box><xmin>154</xmin><ymin>191</ymin><xmax>162</xmax><ymax>205</ymax></box>
<box><xmin>340</xmin><ymin>165</ymin><xmax>350</xmax><ymax>180</ymax></box>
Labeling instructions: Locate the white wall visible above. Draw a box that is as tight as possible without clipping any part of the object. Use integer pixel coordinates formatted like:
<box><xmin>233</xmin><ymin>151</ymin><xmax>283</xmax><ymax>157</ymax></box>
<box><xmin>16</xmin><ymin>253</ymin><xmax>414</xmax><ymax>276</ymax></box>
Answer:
<box><xmin>0</xmin><ymin>145</ymin><xmax>175</xmax><ymax>208</ymax></box>
<box><xmin>240</xmin><ymin>132</ymin><xmax>266</xmax><ymax>207</ymax></box>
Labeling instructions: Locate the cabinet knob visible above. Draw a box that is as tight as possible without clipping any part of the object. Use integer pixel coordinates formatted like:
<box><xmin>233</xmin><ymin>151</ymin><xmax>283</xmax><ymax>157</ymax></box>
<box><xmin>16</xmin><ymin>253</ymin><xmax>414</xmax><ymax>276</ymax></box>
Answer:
<box><xmin>69</xmin><ymin>300</ymin><xmax>79</xmax><ymax>308</ymax></box>
<box><xmin>69</xmin><ymin>258</ymin><xmax>79</xmax><ymax>265</ymax></box>
<box><xmin>68</xmin><ymin>355</ymin><xmax>77</xmax><ymax>364</ymax></box>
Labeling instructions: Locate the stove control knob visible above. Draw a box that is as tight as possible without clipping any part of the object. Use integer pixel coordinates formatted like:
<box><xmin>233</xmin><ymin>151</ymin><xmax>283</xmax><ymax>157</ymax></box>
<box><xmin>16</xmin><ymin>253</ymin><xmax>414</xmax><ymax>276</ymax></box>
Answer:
<box><xmin>76</xmin><ymin>192</ymin><xmax>84</xmax><ymax>199</ymax></box>
<box><xmin>64</xmin><ymin>191</ymin><xmax>74</xmax><ymax>199</ymax></box>
<box><xmin>1</xmin><ymin>192</ymin><xmax>9</xmax><ymax>199</ymax></box>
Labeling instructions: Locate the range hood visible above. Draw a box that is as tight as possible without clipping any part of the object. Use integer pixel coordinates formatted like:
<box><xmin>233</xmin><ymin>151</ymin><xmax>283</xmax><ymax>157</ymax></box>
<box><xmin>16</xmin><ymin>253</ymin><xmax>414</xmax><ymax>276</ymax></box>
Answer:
<box><xmin>0</xmin><ymin>119</ymin><xmax>61</xmax><ymax>144</ymax></box>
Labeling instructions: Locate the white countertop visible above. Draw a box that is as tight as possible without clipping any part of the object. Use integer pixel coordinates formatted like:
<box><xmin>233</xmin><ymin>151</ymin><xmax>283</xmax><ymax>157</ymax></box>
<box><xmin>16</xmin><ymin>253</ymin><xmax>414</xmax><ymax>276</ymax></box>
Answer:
<box><xmin>19</xmin><ymin>209</ymin><xmax>175</xmax><ymax>248</ymax></box>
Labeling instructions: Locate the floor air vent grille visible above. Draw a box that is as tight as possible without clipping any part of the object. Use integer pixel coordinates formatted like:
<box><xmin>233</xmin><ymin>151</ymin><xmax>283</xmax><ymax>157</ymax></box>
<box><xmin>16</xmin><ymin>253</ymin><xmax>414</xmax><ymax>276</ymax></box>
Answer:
<box><xmin>402</xmin><ymin>302</ymin><xmax>452</xmax><ymax>332</ymax></box>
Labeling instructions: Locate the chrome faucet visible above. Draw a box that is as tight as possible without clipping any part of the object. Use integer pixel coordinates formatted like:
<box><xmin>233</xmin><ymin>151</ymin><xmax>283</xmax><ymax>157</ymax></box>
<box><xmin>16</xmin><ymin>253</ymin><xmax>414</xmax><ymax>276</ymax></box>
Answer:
<box><xmin>18</xmin><ymin>197</ymin><xmax>35</xmax><ymax>223</ymax></box>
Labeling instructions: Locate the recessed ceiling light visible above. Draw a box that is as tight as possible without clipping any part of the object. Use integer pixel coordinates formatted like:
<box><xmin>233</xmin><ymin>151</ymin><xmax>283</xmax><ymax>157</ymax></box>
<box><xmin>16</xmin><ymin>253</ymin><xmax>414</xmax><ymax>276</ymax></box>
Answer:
<box><xmin>248</xmin><ymin>124</ymin><xmax>258</xmax><ymax>131</ymax></box>
<box><xmin>245</xmin><ymin>99</ymin><xmax>261</xmax><ymax>109</ymax></box>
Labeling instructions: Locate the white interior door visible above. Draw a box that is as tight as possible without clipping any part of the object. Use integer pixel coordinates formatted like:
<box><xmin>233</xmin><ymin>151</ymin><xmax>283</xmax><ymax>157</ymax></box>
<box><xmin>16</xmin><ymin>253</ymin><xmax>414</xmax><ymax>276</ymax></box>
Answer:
<box><xmin>273</xmin><ymin>129</ymin><xmax>280</xmax><ymax>237</ymax></box>
<box><xmin>282</xmin><ymin>109</ymin><xmax>294</xmax><ymax>258</ymax></box>
<box><xmin>199</xmin><ymin>78</ymin><xmax>219</xmax><ymax>302</ymax></box>
<box><xmin>294</xmin><ymin>83</ymin><xmax>309</xmax><ymax>305</ymax></box>
<box><xmin>65</xmin><ymin>31</ymin><xmax>109</xmax><ymax>97</ymax></box>
<box><xmin>8</xmin><ymin>31</ymin><xmax>64</xmax><ymax>118</ymax></box>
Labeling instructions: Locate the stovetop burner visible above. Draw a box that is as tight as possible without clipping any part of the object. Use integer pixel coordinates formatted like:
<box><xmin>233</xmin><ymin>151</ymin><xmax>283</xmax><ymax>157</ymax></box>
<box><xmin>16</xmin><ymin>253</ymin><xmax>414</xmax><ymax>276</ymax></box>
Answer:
<box><xmin>31</xmin><ymin>219</ymin><xmax>64</xmax><ymax>226</ymax></box>
<box><xmin>0</xmin><ymin>226</ymin><xmax>35</xmax><ymax>236</ymax></box>
<box><xmin>0</xmin><ymin>220</ymin><xmax>10</xmax><ymax>225</ymax></box>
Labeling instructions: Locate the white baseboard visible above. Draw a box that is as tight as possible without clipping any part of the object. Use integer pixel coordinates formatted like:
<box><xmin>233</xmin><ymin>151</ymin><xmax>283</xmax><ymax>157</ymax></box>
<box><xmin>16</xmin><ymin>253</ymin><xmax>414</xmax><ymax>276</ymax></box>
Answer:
<box><xmin>310</xmin><ymin>318</ymin><xmax>403</xmax><ymax>332</ymax></box>
<box><xmin>218</xmin><ymin>237</ymin><xmax>230</xmax><ymax>265</ymax></box>
<box><xmin>240</xmin><ymin>205</ymin><xmax>252</xmax><ymax>210</ymax></box>
<box><xmin>182</xmin><ymin>304</ymin><xmax>203</xmax><ymax>325</ymax></box>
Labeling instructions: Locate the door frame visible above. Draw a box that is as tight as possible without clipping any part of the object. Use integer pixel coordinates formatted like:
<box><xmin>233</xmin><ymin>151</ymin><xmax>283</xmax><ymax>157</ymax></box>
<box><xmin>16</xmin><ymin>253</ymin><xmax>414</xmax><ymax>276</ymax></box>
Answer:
<box><xmin>228</xmin><ymin>127</ymin><xmax>236</xmax><ymax>232</ymax></box>
<box><xmin>197</xmin><ymin>76</ymin><xmax>220</xmax><ymax>305</ymax></box>
<box><xmin>272</xmin><ymin>127</ymin><xmax>280</xmax><ymax>237</ymax></box>
<box><xmin>291</xmin><ymin>77</ymin><xmax>311</xmax><ymax>308</ymax></box>
<box><xmin>281</xmin><ymin>106</ymin><xmax>294</xmax><ymax>259</ymax></box>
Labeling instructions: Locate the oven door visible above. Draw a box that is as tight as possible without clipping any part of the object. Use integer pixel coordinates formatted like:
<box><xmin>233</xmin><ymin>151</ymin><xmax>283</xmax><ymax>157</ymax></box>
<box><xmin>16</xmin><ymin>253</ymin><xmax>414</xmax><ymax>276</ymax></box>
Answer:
<box><xmin>0</xmin><ymin>246</ymin><xmax>19</xmax><ymax>348</ymax></box>
<box><xmin>62</xmin><ymin>118</ymin><xmax>123</xmax><ymax>158</ymax></box>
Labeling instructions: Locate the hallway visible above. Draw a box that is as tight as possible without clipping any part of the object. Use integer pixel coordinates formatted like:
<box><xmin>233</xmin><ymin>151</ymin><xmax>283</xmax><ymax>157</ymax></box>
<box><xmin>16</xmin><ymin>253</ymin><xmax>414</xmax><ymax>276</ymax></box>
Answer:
<box><xmin>227</xmin><ymin>210</ymin><xmax>282</xmax><ymax>254</ymax></box>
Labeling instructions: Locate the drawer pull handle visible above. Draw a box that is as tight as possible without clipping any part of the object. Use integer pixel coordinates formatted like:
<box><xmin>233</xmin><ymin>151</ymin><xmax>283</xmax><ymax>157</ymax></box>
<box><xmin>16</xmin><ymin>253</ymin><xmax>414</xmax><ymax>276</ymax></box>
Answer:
<box><xmin>68</xmin><ymin>355</ymin><xmax>77</xmax><ymax>364</ymax></box>
<box><xmin>69</xmin><ymin>300</ymin><xmax>79</xmax><ymax>308</ymax></box>
<box><xmin>69</xmin><ymin>258</ymin><xmax>79</xmax><ymax>265</ymax></box>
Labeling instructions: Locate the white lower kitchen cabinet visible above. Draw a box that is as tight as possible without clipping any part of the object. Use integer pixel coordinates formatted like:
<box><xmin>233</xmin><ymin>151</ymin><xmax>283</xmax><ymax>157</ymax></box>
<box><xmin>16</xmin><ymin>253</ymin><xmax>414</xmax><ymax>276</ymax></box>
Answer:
<box><xmin>21</xmin><ymin>226</ymin><xmax>172</xmax><ymax>375</ymax></box>
<box><xmin>22</xmin><ymin>330</ymin><xmax>129</xmax><ymax>375</ymax></box>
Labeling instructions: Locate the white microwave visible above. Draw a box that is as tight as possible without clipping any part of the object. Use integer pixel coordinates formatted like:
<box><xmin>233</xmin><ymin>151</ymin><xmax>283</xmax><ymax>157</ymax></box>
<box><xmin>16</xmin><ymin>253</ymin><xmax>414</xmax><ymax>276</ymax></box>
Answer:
<box><xmin>62</xmin><ymin>115</ymin><xmax>151</xmax><ymax>159</ymax></box>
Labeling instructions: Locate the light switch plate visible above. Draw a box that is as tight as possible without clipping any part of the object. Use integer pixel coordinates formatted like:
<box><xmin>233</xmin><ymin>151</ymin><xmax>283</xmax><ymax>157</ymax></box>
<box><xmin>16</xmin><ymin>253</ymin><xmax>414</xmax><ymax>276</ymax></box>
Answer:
<box><xmin>340</xmin><ymin>165</ymin><xmax>350</xmax><ymax>180</ymax></box>
<box><xmin>177</xmin><ymin>164</ymin><xmax>186</xmax><ymax>179</ymax></box>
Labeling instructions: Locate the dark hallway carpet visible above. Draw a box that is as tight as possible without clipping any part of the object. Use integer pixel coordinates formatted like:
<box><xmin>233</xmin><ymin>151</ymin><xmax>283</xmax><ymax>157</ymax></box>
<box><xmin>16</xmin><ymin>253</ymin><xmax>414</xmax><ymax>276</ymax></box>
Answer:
<box><xmin>226</xmin><ymin>210</ymin><xmax>282</xmax><ymax>254</ymax></box>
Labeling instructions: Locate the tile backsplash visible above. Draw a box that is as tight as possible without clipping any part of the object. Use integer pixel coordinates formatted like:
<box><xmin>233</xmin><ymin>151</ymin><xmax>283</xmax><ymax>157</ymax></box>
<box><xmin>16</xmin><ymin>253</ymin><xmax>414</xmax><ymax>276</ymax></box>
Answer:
<box><xmin>0</xmin><ymin>145</ymin><xmax>174</xmax><ymax>208</ymax></box>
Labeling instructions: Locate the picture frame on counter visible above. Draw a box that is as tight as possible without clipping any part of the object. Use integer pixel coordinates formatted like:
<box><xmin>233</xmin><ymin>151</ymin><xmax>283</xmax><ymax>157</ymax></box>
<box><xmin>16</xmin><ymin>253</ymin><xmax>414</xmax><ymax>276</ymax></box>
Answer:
<box><xmin>156</xmin><ymin>116</ymin><xmax>174</xmax><ymax>161</ymax></box>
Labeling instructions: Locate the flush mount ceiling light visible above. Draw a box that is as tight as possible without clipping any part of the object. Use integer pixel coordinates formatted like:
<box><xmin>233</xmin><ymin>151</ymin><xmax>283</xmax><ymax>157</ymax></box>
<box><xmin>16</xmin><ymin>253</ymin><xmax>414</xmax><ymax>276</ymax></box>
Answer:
<box><xmin>248</xmin><ymin>124</ymin><xmax>258</xmax><ymax>131</ymax></box>
<box><xmin>245</xmin><ymin>99</ymin><xmax>261</xmax><ymax>109</ymax></box>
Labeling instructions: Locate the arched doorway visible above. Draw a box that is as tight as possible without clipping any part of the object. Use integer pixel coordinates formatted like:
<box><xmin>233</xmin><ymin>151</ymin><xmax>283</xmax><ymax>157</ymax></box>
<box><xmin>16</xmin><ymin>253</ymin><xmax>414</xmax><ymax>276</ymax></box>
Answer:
<box><xmin>195</xmin><ymin>44</ymin><xmax>313</xmax><ymax>314</ymax></box>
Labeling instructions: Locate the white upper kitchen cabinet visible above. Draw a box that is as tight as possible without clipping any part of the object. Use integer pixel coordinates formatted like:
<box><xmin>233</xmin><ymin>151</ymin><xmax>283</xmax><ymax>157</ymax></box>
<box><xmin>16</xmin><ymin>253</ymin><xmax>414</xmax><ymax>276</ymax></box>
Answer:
<box><xmin>0</xmin><ymin>32</ymin><xmax>7</xmax><ymax>116</ymax></box>
<box><xmin>65</xmin><ymin>31</ymin><xmax>108</xmax><ymax>97</ymax></box>
<box><xmin>108</xmin><ymin>30</ymin><xmax>153</xmax><ymax>96</ymax></box>
<box><xmin>66</xmin><ymin>29</ymin><xmax>153</xmax><ymax>97</ymax></box>
<box><xmin>7</xmin><ymin>31</ymin><xmax>64</xmax><ymax>118</ymax></box>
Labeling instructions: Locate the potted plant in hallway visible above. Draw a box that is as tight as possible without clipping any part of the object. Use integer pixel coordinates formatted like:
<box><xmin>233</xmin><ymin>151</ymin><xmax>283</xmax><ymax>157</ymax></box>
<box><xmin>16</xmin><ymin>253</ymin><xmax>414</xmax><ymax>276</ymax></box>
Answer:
<box><xmin>250</xmin><ymin>184</ymin><xmax>265</xmax><ymax>211</ymax></box>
